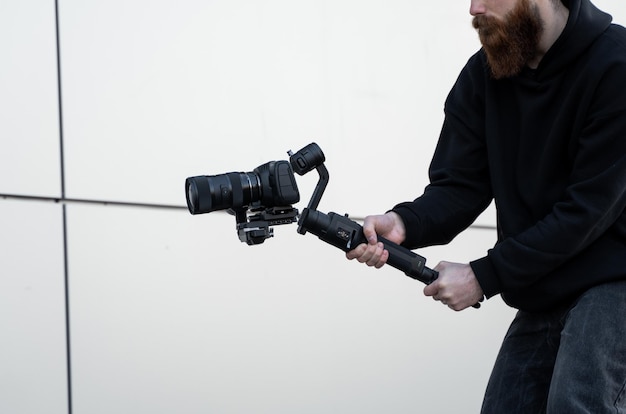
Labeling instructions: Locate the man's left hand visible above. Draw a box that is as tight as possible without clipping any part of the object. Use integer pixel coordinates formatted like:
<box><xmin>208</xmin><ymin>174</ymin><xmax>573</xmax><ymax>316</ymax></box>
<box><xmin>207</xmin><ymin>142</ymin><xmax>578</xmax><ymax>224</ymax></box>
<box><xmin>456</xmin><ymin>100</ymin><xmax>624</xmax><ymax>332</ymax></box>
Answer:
<box><xmin>423</xmin><ymin>261</ymin><xmax>484</xmax><ymax>311</ymax></box>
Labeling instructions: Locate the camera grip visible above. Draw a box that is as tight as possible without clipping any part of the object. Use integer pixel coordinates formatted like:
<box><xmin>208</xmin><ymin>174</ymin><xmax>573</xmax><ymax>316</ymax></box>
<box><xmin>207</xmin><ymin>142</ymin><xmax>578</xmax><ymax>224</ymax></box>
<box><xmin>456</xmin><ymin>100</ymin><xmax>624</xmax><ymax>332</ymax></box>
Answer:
<box><xmin>299</xmin><ymin>209</ymin><xmax>437</xmax><ymax>284</ymax></box>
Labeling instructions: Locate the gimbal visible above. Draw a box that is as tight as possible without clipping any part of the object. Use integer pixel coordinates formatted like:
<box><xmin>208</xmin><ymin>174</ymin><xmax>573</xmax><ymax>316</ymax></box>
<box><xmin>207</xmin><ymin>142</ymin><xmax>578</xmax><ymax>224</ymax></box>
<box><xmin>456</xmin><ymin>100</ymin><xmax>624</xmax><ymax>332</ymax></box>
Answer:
<box><xmin>186</xmin><ymin>142</ymin><xmax>439</xmax><ymax>285</ymax></box>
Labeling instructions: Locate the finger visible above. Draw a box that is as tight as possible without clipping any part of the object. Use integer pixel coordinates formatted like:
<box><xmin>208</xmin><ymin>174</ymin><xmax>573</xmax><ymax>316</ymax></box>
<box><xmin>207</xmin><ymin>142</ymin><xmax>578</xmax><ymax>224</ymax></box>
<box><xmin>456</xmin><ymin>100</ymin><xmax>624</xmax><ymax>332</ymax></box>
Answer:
<box><xmin>361</xmin><ymin>219</ymin><xmax>379</xmax><ymax>244</ymax></box>
<box><xmin>345</xmin><ymin>243</ymin><xmax>367</xmax><ymax>260</ymax></box>
<box><xmin>423</xmin><ymin>280</ymin><xmax>439</xmax><ymax>297</ymax></box>
<box><xmin>448</xmin><ymin>303</ymin><xmax>463</xmax><ymax>311</ymax></box>
<box><xmin>348</xmin><ymin>242</ymin><xmax>384</xmax><ymax>265</ymax></box>
<box><xmin>373</xmin><ymin>248</ymin><xmax>389</xmax><ymax>269</ymax></box>
<box><xmin>357</xmin><ymin>244</ymin><xmax>377</xmax><ymax>264</ymax></box>
<box><xmin>471</xmin><ymin>295</ymin><xmax>485</xmax><ymax>309</ymax></box>
<box><xmin>364</xmin><ymin>243</ymin><xmax>385</xmax><ymax>266</ymax></box>
<box><xmin>436</xmin><ymin>295</ymin><xmax>451</xmax><ymax>305</ymax></box>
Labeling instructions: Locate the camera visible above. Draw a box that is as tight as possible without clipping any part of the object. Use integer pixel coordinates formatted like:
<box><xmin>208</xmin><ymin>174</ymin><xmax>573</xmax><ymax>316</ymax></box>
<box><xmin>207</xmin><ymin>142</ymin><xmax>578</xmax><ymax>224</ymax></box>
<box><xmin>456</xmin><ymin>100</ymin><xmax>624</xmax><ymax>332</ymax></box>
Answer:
<box><xmin>185</xmin><ymin>160</ymin><xmax>300</xmax><ymax>215</ymax></box>
<box><xmin>184</xmin><ymin>143</ymin><xmax>325</xmax><ymax>246</ymax></box>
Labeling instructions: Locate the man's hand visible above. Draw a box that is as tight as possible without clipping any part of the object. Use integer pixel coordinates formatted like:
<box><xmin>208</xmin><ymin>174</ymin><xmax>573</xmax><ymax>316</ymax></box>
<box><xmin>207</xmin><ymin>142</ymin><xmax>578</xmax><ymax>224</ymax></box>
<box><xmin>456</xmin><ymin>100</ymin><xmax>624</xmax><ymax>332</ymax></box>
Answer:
<box><xmin>345</xmin><ymin>212</ymin><xmax>406</xmax><ymax>268</ymax></box>
<box><xmin>423</xmin><ymin>261</ymin><xmax>484</xmax><ymax>311</ymax></box>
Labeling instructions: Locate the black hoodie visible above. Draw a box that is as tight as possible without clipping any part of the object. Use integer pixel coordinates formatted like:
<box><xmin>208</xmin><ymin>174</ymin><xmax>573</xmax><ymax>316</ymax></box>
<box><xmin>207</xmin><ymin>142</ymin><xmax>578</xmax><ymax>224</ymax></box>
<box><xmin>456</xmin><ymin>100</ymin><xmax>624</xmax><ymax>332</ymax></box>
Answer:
<box><xmin>392</xmin><ymin>0</ymin><xmax>626</xmax><ymax>312</ymax></box>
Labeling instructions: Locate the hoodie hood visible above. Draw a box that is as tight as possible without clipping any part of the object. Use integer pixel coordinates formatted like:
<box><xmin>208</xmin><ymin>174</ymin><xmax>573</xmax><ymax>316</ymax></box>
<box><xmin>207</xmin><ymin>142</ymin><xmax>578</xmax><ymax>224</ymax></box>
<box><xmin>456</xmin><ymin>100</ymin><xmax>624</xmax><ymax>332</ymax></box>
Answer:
<box><xmin>536</xmin><ymin>0</ymin><xmax>612</xmax><ymax>79</ymax></box>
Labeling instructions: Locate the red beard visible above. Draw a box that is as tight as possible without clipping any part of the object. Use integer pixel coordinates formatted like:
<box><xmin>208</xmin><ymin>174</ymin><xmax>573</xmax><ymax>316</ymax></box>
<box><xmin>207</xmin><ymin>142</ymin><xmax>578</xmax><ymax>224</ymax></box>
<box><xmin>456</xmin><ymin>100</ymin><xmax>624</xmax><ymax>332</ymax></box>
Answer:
<box><xmin>472</xmin><ymin>0</ymin><xmax>544</xmax><ymax>79</ymax></box>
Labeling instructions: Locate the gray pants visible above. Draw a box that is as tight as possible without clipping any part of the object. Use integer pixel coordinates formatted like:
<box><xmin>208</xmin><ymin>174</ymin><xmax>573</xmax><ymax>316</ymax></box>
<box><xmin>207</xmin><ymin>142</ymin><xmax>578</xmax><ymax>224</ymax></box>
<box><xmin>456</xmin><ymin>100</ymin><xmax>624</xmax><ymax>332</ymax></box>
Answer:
<box><xmin>481</xmin><ymin>280</ymin><xmax>626</xmax><ymax>414</ymax></box>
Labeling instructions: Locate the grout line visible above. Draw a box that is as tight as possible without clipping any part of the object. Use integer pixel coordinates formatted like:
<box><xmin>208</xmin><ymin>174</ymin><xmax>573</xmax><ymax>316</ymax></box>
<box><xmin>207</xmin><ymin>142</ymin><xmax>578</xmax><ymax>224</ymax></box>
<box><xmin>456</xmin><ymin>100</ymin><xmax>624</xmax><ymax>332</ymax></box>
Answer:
<box><xmin>0</xmin><ymin>193</ymin><xmax>496</xmax><ymax>230</ymax></box>
<box><xmin>0</xmin><ymin>193</ymin><xmax>188</xmax><ymax>210</ymax></box>
<box><xmin>54</xmin><ymin>1</ymin><xmax>73</xmax><ymax>412</ymax></box>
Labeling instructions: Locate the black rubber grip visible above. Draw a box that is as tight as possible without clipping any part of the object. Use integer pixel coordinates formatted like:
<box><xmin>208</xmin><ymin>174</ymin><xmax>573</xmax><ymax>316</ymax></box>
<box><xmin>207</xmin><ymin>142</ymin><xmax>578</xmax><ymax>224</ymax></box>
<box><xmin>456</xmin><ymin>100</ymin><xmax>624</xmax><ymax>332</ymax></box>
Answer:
<box><xmin>299</xmin><ymin>209</ymin><xmax>437</xmax><ymax>284</ymax></box>
<box><xmin>376</xmin><ymin>235</ymin><xmax>438</xmax><ymax>284</ymax></box>
<box><xmin>299</xmin><ymin>209</ymin><xmax>481</xmax><ymax>308</ymax></box>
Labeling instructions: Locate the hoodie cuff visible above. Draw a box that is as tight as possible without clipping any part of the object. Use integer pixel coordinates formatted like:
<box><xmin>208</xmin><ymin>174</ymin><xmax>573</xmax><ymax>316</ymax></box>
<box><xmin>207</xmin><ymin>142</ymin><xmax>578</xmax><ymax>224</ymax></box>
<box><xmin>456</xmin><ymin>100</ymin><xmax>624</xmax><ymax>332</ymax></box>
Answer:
<box><xmin>470</xmin><ymin>256</ymin><xmax>501</xmax><ymax>299</ymax></box>
<box><xmin>390</xmin><ymin>204</ymin><xmax>423</xmax><ymax>248</ymax></box>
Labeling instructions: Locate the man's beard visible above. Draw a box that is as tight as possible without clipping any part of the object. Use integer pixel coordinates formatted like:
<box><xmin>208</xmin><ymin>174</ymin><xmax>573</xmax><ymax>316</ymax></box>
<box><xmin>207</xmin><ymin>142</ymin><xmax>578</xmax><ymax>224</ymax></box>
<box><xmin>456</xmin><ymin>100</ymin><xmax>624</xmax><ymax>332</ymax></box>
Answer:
<box><xmin>472</xmin><ymin>0</ymin><xmax>544</xmax><ymax>79</ymax></box>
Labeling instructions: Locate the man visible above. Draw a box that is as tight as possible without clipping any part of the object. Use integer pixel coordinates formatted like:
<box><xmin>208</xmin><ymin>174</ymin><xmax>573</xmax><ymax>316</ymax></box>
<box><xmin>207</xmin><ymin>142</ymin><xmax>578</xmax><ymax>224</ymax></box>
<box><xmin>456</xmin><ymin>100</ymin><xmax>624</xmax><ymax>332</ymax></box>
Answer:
<box><xmin>346</xmin><ymin>0</ymin><xmax>626</xmax><ymax>412</ymax></box>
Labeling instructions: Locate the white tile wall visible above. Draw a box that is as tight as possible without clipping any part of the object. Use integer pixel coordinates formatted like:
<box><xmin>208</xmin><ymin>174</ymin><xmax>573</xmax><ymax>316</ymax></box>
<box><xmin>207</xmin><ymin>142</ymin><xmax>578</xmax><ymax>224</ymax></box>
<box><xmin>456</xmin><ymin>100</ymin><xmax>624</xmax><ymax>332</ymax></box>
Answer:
<box><xmin>3</xmin><ymin>0</ymin><xmax>625</xmax><ymax>413</ymax></box>
<box><xmin>0</xmin><ymin>200</ymin><xmax>68</xmax><ymax>414</ymax></box>
<box><xmin>0</xmin><ymin>1</ymin><xmax>61</xmax><ymax>197</ymax></box>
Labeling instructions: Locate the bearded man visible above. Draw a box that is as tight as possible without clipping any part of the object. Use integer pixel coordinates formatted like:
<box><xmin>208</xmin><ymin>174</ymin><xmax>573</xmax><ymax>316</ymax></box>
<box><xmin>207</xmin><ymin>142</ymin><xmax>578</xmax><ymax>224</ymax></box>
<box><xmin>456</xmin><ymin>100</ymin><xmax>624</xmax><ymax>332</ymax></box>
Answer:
<box><xmin>346</xmin><ymin>0</ymin><xmax>626</xmax><ymax>411</ymax></box>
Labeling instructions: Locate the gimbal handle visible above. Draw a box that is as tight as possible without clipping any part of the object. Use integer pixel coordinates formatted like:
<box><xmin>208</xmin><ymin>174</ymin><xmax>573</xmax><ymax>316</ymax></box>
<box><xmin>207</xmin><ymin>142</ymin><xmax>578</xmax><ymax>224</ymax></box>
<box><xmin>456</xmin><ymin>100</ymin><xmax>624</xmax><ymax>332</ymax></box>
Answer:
<box><xmin>300</xmin><ymin>209</ymin><xmax>481</xmax><ymax>308</ymax></box>
<box><xmin>299</xmin><ymin>209</ymin><xmax>438</xmax><ymax>284</ymax></box>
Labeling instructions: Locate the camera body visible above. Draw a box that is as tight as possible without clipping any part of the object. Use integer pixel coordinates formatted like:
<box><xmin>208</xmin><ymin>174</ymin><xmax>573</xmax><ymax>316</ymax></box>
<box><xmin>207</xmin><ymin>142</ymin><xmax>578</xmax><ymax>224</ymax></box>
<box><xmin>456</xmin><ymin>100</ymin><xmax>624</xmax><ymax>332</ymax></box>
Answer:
<box><xmin>185</xmin><ymin>143</ymin><xmax>325</xmax><ymax>245</ymax></box>
<box><xmin>185</xmin><ymin>160</ymin><xmax>300</xmax><ymax>245</ymax></box>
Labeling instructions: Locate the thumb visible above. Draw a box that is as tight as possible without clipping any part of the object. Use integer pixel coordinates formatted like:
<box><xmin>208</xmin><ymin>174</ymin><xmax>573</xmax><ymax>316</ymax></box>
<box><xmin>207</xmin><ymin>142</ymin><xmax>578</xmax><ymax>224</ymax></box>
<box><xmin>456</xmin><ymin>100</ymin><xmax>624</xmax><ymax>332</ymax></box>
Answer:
<box><xmin>423</xmin><ymin>280</ymin><xmax>439</xmax><ymax>297</ymax></box>
<box><xmin>362</xmin><ymin>221</ymin><xmax>378</xmax><ymax>244</ymax></box>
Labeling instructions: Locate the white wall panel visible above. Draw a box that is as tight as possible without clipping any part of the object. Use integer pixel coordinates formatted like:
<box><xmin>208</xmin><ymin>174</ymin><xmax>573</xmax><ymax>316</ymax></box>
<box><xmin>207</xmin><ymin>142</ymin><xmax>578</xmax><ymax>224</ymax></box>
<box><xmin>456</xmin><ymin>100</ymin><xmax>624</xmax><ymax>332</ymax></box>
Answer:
<box><xmin>57</xmin><ymin>0</ymin><xmax>626</xmax><ymax>210</ymax></box>
<box><xmin>58</xmin><ymin>0</ymin><xmax>480</xmax><ymax>215</ymax></box>
<box><xmin>596</xmin><ymin>0</ymin><xmax>626</xmax><ymax>22</ymax></box>
<box><xmin>67</xmin><ymin>203</ymin><xmax>511</xmax><ymax>413</ymax></box>
<box><xmin>4</xmin><ymin>1</ymin><xmax>626</xmax><ymax>413</ymax></box>
<box><xmin>0</xmin><ymin>1</ymin><xmax>61</xmax><ymax>197</ymax></box>
<box><xmin>0</xmin><ymin>200</ymin><xmax>68</xmax><ymax>414</ymax></box>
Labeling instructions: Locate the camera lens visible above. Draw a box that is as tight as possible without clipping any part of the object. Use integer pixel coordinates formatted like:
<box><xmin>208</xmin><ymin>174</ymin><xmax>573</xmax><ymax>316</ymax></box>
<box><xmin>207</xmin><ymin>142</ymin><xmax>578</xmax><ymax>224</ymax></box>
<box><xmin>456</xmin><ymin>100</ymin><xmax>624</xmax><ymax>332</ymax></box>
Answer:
<box><xmin>185</xmin><ymin>177</ymin><xmax>206</xmax><ymax>214</ymax></box>
<box><xmin>185</xmin><ymin>160</ymin><xmax>299</xmax><ymax>215</ymax></box>
<box><xmin>187</xmin><ymin>180</ymin><xmax>199</xmax><ymax>213</ymax></box>
<box><xmin>185</xmin><ymin>172</ymin><xmax>261</xmax><ymax>215</ymax></box>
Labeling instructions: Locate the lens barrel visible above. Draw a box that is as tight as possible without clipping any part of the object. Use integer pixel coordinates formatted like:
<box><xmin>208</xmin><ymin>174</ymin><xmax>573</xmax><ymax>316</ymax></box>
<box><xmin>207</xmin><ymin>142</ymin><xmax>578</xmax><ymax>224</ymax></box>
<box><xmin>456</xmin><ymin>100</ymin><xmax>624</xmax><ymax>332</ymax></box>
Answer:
<box><xmin>185</xmin><ymin>160</ymin><xmax>299</xmax><ymax>215</ymax></box>
<box><xmin>185</xmin><ymin>172</ymin><xmax>260</xmax><ymax>215</ymax></box>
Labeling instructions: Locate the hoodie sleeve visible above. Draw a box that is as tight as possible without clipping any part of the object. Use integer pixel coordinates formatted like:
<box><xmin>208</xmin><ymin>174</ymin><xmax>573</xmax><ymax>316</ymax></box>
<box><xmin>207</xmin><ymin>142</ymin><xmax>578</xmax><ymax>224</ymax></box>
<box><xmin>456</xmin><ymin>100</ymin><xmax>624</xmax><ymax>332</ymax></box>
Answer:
<box><xmin>392</xmin><ymin>53</ymin><xmax>493</xmax><ymax>248</ymax></box>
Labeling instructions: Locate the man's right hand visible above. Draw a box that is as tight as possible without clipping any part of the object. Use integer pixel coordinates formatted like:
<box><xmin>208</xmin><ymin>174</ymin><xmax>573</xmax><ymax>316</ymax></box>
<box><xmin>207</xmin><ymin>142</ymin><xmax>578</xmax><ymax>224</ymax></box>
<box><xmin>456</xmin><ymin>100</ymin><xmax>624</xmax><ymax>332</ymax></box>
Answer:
<box><xmin>345</xmin><ymin>211</ymin><xmax>406</xmax><ymax>268</ymax></box>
